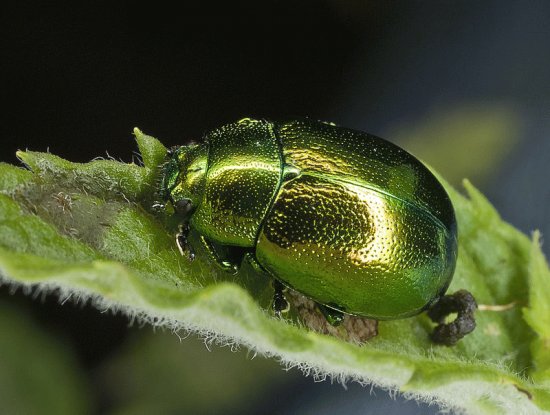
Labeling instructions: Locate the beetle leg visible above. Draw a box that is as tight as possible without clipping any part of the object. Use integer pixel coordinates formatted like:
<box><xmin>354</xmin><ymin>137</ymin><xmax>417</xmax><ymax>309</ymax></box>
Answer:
<box><xmin>198</xmin><ymin>235</ymin><xmax>239</xmax><ymax>274</ymax></box>
<box><xmin>272</xmin><ymin>279</ymin><xmax>290</xmax><ymax>318</ymax></box>
<box><xmin>427</xmin><ymin>289</ymin><xmax>477</xmax><ymax>346</ymax></box>
<box><xmin>243</xmin><ymin>252</ymin><xmax>264</xmax><ymax>274</ymax></box>
<box><xmin>176</xmin><ymin>223</ymin><xmax>195</xmax><ymax>261</ymax></box>
<box><xmin>317</xmin><ymin>304</ymin><xmax>344</xmax><ymax>326</ymax></box>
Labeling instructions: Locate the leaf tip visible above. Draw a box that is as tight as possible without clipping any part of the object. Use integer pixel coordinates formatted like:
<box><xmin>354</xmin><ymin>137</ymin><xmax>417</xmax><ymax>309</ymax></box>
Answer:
<box><xmin>461</xmin><ymin>178</ymin><xmax>475</xmax><ymax>194</ymax></box>
<box><xmin>15</xmin><ymin>150</ymin><xmax>32</xmax><ymax>169</ymax></box>
<box><xmin>15</xmin><ymin>150</ymin><xmax>26</xmax><ymax>161</ymax></box>
<box><xmin>461</xmin><ymin>178</ymin><xmax>500</xmax><ymax>218</ymax></box>
<box><xmin>132</xmin><ymin>128</ymin><xmax>167</xmax><ymax>171</ymax></box>
<box><xmin>532</xmin><ymin>229</ymin><xmax>542</xmax><ymax>245</ymax></box>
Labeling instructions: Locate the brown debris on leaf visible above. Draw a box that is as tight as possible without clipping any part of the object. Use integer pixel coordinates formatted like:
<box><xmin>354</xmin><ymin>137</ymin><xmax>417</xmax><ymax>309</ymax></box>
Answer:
<box><xmin>286</xmin><ymin>289</ymin><xmax>378</xmax><ymax>344</ymax></box>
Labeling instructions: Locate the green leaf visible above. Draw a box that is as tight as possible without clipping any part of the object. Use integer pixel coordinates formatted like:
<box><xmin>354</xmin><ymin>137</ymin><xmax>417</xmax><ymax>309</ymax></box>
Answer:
<box><xmin>523</xmin><ymin>231</ymin><xmax>550</xmax><ymax>386</ymax></box>
<box><xmin>0</xmin><ymin>162</ymin><xmax>33</xmax><ymax>191</ymax></box>
<box><xmin>97</xmin><ymin>331</ymin><xmax>289</xmax><ymax>415</ymax></box>
<box><xmin>386</xmin><ymin>104</ymin><xmax>522</xmax><ymax>186</ymax></box>
<box><xmin>1</xmin><ymin>129</ymin><xmax>549</xmax><ymax>414</ymax></box>
<box><xmin>0</xmin><ymin>302</ymin><xmax>91</xmax><ymax>415</ymax></box>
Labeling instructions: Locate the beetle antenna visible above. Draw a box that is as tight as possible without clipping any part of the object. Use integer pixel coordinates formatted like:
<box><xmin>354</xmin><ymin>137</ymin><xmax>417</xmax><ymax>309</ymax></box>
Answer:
<box><xmin>167</xmin><ymin>145</ymin><xmax>180</xmax><ymax>156</ymax></box>
<box><xmin>428</xmin><ymin>290</ymin><xmax>477</xmax><ymax>346</ymax></box>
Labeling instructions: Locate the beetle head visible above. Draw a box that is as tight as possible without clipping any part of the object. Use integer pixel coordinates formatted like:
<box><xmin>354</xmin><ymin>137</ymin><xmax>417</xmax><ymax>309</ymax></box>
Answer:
<box><xmin>160</xmin><ymin>143</ymin><xmax>207</xmax><ymax>218</ymax></box>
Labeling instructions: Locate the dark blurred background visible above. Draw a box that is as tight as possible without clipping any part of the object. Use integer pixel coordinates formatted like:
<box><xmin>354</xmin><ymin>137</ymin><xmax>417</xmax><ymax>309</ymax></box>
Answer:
<box><xmin>1</xmin><ymin>1</ymin><xmax>549</xmax><ymax>414</ymax></box>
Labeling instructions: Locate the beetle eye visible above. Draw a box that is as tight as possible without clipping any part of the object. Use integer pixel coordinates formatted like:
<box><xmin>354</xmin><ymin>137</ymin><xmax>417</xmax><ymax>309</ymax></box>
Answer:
<box><xmin>174</xmin><ymin>198</ymin><xmax>194</xmax><ymax>217</ymax></box>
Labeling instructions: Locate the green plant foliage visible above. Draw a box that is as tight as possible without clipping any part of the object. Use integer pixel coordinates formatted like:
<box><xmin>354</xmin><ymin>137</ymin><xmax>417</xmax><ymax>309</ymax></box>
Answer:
<box><xmin>387</xmin><ymin>104</ymin><xmax>522</xmax><ymax>186</ymax></box>
<box><xmin>0</xmin><ymin>129</ymin><xmax>549</xmax><ymax>414</ymax></box>
<box><xmin>97</xmin><ymin>331</ymin><xmax>290</xmax><ymax>415</ymax></box>
<box><xmin>0</xmin><ymin>302</ymin><xmax>91</xmax><ymax>415</ymax></box>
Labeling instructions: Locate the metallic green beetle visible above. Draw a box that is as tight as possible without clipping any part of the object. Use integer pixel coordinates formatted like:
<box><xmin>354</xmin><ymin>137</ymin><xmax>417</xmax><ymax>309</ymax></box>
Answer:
<box><xmin>160</xmin><ymin>118</ymin><xmax>476</xmax><ymax>345</ymax></box>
